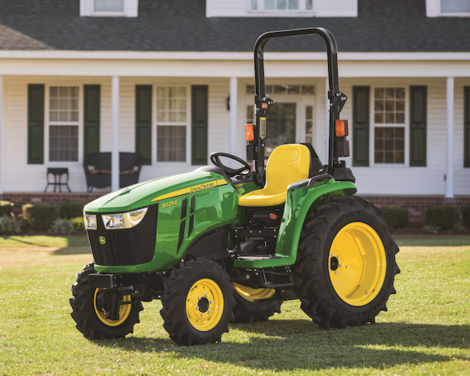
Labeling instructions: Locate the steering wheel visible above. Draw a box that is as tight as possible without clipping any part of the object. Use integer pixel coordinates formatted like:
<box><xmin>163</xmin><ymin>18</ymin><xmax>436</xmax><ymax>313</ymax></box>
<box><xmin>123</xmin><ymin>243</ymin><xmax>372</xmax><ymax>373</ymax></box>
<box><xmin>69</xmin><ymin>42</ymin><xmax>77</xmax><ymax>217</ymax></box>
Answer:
<box><xmin>210</xmin><ymin>152</ymin><xmax>251</xmax><ymax>177</ymax></box>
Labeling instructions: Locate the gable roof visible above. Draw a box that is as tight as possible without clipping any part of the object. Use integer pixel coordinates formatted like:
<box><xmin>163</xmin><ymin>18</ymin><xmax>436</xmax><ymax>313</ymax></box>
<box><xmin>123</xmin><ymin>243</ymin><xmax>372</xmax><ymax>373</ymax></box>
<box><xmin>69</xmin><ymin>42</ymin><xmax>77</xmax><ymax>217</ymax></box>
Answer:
<box><xmin>0</xmin><ymin>0</ymin><xmax>468</xmax><ymax>53</ymax></box>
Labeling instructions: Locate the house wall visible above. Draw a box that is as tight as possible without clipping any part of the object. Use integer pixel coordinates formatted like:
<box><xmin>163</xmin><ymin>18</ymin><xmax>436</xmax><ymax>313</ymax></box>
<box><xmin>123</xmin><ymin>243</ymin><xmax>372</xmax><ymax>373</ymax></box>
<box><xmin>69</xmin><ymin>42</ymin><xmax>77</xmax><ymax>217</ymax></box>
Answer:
<box><xmin>340</xmin><ymin>77</ymin><xmax>470</xmax><ymax>196</ymax></box>
<box><xmin>2</xmin><ymin>75</ymin><xmax>469</xmax><ymax>196</ymax></box>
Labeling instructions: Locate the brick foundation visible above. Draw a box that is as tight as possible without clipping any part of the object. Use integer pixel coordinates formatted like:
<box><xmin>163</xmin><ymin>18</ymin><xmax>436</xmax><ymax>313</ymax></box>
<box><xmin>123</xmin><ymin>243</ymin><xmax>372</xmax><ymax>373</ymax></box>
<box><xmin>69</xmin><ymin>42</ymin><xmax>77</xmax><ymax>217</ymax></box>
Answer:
<box><xmin>2</xmin><ymin>192</ymin><xmax>469</xmax><ymax>225</ymax></box>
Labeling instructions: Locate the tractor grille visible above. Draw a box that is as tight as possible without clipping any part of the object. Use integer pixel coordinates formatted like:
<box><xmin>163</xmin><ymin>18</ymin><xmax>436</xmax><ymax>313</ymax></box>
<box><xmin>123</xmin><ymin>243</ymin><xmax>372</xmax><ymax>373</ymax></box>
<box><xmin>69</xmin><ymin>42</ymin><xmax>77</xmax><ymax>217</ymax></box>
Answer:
<box><xmin>86</xmin><ymin>204</ymin><xmax>158</xmax><ymax>266</ymax></box>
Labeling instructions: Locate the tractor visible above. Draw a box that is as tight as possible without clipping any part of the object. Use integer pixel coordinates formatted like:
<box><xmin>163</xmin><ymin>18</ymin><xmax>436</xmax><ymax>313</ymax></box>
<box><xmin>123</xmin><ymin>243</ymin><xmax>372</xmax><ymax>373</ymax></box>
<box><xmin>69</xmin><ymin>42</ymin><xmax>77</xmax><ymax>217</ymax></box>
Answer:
<box><xmin>70</xmin><ymin>27</ymin><xmax>400</xmax><ymax>346</ymax></box>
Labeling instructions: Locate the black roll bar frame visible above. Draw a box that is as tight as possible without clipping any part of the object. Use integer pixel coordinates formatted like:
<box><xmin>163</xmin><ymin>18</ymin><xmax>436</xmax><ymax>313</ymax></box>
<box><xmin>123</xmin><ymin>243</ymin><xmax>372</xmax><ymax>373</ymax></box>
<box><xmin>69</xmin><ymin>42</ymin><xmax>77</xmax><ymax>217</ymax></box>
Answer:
<box><xmin>252</xmin><ymin>27</ymin><xmax>347</xmax><ymax>183</ymax></box>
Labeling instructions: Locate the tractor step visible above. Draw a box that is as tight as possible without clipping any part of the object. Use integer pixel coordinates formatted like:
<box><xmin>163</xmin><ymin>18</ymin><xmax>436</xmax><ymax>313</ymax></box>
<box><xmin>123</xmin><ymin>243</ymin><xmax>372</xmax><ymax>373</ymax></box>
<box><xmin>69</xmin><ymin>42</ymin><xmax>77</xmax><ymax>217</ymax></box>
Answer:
<box><xmin>236</xmin><ymin>254</ymin><xmax>285</xmax><ymax>261</ymax></box>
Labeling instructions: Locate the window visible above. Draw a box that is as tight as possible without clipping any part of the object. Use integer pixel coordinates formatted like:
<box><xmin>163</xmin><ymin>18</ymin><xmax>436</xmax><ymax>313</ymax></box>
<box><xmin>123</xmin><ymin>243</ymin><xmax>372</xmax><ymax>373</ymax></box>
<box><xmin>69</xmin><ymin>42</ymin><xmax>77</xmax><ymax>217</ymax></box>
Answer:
<box><xmin>80</xmin><ymin>0</ymin><xmax>138</xmax><ymax>17</ymax></box>
<box><xmin>156</xmin><ymin>87</ymin><xmax>188</xmax><ymax>162</ymax></box>
<box><xmin>48</xmin><ymin>87</ymin><xmax>79</xmax><ymax>162</ymax></box>
<box><xmin>249</xmin><ymin>0</ymin><xmax>314</xmax><ymax>13</ymax></box>
<box><xmin>305</xmin><ymin>106</ymin><xmax>313</xmax><ymax>144</ymax></box>
<box><xmin>94</xmin><ymin>0</ymin><xmax>124</xmax><ymax>12</ymax></box>
<box><xmin>441</xmin><ymin>0</ymin><xmax>470</xmax><ymax>13</ymax></box>
<box><xmin>426</xmin><ymin>0</ymin><xmax>470</xmax><ymax>17</ymax></box>
<box><xmin>246</xmin><ymin>85</ymin><xmax>314</xmax><ymax>95</ymax></box>
<box><xmin>373</xmin><ymin>87</ymin><xmax>406</xmax><ymax>164</ymax></box>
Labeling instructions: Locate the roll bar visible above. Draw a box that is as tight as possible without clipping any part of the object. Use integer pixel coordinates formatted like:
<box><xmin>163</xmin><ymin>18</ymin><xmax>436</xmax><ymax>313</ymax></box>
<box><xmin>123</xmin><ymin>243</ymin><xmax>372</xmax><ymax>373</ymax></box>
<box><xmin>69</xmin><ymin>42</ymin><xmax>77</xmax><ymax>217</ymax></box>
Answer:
<box><xmin>252</xmin><ymin>27</ymin><xmax>347</xmax><ymax>183</ymax></box>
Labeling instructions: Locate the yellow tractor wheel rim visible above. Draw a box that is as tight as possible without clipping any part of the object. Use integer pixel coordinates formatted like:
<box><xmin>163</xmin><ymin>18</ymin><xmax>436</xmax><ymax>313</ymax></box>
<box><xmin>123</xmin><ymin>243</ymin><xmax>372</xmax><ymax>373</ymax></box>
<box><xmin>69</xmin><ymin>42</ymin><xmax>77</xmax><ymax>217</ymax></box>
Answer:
<box><xmin>329</xmin><ymin>222</ymin><xmax>387</xmax><ymax>306</ymax></box>
<box><xmin>186</xmin><ymin>278</ymin><xmax>224</xmax><ymax>331</ymax></box>
<box><xmin>233</xmin><ymin>283</ymin><xmax>275</xmax><ymax>302</ymax></box>
<box><xmin>94</xmin><ymin>288</ymin><xmax>132</xmax><ymax>327</ymax></box>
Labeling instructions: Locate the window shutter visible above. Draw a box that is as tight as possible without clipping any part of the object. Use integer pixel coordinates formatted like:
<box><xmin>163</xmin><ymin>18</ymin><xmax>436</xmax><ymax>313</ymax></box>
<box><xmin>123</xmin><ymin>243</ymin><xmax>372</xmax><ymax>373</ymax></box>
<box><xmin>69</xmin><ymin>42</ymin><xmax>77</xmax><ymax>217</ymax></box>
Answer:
<box><xmin>465</xmin><ymin>87</ymin><xmax>470</xmax><ymax>168</ymax></box>
<box><xmin>27</xmin><ymin>84</ymin><xmax>45</xmax><ymax>164</ymax></box>
<box><xmin>135</xmin><ymin>85</ymin><xmax>152</xmax><ymax>165</ymax></box>
<box><xmin>352</xmin><ymin>86</ymin><xmax>370</xmax><ymax>166</ymax></box>
<box><xmin>84</xmin><ymin>85</ymin><xmax>101</xmax><ymax>158</ymax></box>
<box><xmin>410</xmin><ymin>86</ymin><xmax>427</xmax><ymax>167</ymax></box>
<box><xmin>191</xmin><ymin>85</ymin><xmax>208</xmax><ymax>165</ymax></box>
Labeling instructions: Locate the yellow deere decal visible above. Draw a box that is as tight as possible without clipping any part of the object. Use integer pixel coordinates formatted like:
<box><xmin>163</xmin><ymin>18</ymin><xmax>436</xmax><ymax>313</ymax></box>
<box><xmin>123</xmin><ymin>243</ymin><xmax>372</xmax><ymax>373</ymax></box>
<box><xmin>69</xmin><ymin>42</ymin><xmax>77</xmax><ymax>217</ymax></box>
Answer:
<box><xmin>151</xmin><ymin>179</ymin><xmax>227</xmax><ymax>203</ymax></box>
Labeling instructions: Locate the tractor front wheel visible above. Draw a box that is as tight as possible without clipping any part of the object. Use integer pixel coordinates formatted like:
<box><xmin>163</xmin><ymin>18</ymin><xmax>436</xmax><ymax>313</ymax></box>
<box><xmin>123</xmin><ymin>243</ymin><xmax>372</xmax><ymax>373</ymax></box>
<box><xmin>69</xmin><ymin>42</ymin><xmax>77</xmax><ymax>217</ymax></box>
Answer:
<box><xmin>69</xmin><ymin>263</ymin><xmax>143</xmax><ymax>339</ymax></box>
<box><xmin>160</xmin><ymin>259</ymin><xmax>236</xmax><ymax>346</ymax></box>
<box><xmin>293</xmin><ymin>195</ymin><xmax>400</xmax><ymax>329</ymax></box>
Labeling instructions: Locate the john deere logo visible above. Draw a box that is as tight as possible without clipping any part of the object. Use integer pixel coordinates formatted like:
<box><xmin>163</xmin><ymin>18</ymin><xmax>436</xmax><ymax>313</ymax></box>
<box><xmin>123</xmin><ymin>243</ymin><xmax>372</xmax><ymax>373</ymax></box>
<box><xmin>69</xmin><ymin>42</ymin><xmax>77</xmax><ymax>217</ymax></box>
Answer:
<box><xmin>99</xmin><ymin>236</ymin><xmax>106</xmax><ymax>245</ymax></box>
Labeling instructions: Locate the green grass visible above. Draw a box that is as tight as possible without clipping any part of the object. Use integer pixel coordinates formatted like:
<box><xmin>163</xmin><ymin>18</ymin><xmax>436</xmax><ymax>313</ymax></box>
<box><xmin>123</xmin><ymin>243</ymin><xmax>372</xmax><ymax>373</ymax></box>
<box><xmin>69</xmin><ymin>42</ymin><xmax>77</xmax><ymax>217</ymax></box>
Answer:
<box><xmin>0</xmin><ymin>234</ymin><xmax>469</xmax><ymax>375</ymax></box>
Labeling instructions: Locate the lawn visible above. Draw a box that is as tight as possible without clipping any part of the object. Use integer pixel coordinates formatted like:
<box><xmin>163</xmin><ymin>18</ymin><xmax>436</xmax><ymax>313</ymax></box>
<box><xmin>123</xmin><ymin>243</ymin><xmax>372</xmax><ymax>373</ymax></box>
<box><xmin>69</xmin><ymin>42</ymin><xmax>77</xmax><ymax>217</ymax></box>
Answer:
<box><xmin>0</xmin><ymin>234</ymin><xmax>469</xmax><ymax>375</ymax></box>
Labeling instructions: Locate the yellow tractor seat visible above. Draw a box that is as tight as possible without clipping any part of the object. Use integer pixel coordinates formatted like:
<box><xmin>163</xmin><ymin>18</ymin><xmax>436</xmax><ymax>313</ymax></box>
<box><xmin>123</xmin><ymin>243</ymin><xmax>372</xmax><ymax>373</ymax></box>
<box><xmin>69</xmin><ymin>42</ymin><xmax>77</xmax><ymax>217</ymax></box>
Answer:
<box><xmin>239</xmin><ymin>144</ymin><xmax>310</xmax><ymax>207</ymax></box>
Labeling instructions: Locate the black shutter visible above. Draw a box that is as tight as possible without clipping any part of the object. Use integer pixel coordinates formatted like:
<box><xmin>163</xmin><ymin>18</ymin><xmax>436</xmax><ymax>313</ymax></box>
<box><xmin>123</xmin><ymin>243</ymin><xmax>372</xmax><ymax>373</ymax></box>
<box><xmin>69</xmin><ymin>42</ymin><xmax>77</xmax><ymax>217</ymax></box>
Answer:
<box><xmin>465</xmin><ymin>87</ymin><xmax>470</xmax><ymax>168</ymax></box>
<box><xmin>352</xmin><ymin>86</ymin><xmax>370</xmax><ymax>166</ymax></box>
<box><xmin>135</xmin><ymin>85</ymin><xmax>152</xmax><ymax>165</ymax></box>
<box><xmin>191</xmin><ymin>85</ymin><xmax>208</xmax><ymax>165</ymax></box>
<box><xmin>27</xmin><ymin>84</ymin><xmax>45</xmax><ymax>164</ymax></box>
<box><xmin>84</xmin><ymin>85</ymin><xmax>101</xmax><ymax>158</ymax></box>
<box><xmin>410</xmin><ymin>86</ymin><xmax>427</xmax><ymax>167</ymax></box>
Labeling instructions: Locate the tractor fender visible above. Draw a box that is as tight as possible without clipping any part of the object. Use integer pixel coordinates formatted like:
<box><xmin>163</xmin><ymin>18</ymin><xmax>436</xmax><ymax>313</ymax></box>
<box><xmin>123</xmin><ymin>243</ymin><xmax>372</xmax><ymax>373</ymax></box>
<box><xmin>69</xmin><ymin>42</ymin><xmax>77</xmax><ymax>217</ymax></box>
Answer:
<box><xmin>274</xmin><ymin>178</ymin><xmax>357</xmax><ymax>265</ymax></box>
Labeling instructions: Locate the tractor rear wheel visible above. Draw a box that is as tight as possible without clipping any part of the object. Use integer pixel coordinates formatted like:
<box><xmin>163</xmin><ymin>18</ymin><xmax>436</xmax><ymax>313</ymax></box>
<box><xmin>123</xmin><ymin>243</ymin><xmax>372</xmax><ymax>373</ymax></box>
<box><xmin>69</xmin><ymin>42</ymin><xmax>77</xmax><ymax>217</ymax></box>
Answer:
<box><xmin>232</xmin><ymin>283</ymin><xmax>282</xmax><ymax>323</ymax></box>
<box><xmin>160</xmin><ymin>259</ymin><xmax>235</xmax><ymax>346</ymax></box>
<box><xmin>69</xmin><ymin>263</ymin><xmax>143</xmax><ymax>339</ymax></box>
<box><xmin>293</xmin><ymin>195</ymin><xmax>400</xmax><ymax>329</ymax></box>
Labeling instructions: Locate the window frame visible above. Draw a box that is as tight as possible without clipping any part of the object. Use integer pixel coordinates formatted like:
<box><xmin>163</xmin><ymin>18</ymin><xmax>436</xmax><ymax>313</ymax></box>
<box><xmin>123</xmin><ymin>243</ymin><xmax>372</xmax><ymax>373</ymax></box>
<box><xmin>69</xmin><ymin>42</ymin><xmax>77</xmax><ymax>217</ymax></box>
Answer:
<box><xmin>247</xmin><ymin>0</ymin><xmax>315</xmax><ymax>16</ymax></box>
<box><xmin>153</xmin><ymin>85</ymin><xmax>191</xmax><ymax>165</ymax></box>
<box><xmin>80</xmin><ymin>0</ymin><xmax>138</xmax><ymax>17</ymax></box>
<box><xmin>44</xmin><ymin>84</ymin><xmax>83</xmax><ymax>165</ymax></box>
<box><xmin>426</xmin><ymin>0</ymin><xmax>470</xmax><ymax>17</ymax></box>
<box><xmin>370</xmin><ymin>85</ymin><xmax>410</xmax><ymax>167</ymax></box>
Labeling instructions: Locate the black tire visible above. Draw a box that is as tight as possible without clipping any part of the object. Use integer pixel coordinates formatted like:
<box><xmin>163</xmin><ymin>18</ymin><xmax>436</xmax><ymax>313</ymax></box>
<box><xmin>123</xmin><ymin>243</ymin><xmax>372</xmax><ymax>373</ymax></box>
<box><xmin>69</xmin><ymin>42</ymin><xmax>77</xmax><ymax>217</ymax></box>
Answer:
<box><xmin>293</xmin><ymin>195</ymin><xmax>400</xmax><ymax>329</ymax></box>
<box><xmin>160</xmin><ymin>259</ymin><xmax>235</xmax><ymax>346</ymax></box>
<box><xmin>232</xmin><ymin>283</ymin><xmax>283</xmax><ymax>323</ymax></box>
<box><xmin>69</xmin><ymin>263</ymin><xmax>143</xmax><ymax>340</ymax></box>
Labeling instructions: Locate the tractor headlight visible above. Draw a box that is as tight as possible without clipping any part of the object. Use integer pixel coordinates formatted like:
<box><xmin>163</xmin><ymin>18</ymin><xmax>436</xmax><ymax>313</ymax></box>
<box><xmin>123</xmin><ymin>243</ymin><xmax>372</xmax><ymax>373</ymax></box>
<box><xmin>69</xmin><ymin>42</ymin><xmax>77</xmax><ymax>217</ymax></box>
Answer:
<box><xmin>102</xmin><ymin>207</ymin><xmax>148</xmax><ymax>230</ymax></box>
<box><xmin>83</xmin><ymin>214</ymin><xmax>97</xmax><ymax>230</ymax></box>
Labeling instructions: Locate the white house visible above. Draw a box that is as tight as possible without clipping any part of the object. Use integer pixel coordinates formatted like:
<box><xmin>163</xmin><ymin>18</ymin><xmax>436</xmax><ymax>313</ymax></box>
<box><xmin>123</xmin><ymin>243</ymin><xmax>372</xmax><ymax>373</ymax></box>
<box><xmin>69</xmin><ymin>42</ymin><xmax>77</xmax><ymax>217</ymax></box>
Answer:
<box><xmin>0</xmin><ymin>0</ymin><xmax>469</xmax><ymax>221</ymax></box>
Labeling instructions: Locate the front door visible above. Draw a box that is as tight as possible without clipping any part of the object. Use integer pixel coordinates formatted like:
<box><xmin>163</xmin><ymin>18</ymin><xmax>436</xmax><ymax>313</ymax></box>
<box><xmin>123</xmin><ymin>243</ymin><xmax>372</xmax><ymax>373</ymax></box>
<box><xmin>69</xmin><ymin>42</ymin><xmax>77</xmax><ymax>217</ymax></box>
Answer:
<box><xmin>264</xmin><ymin>102</ymin><xmax>296</xmax><ymax>157</ymax></box>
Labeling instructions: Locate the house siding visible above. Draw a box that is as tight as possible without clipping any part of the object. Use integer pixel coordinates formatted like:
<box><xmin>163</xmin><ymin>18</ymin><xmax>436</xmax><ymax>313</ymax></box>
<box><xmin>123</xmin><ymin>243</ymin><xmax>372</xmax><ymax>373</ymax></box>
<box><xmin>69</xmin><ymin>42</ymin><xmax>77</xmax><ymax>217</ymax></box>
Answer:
<box><xmin>2</xmin><ymin>75</ymin><xmax>469</xmax><ymax>196</ymax></box>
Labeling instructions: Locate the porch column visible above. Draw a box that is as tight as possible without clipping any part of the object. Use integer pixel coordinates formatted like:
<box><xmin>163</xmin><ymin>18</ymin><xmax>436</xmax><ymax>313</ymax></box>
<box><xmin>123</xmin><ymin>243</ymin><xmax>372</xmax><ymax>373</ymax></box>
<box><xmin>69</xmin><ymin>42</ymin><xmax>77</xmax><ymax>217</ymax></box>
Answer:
<box><xmin>229</xmin><ymin>77</ymin><xmax>238</xmax><ymax>163</ymax></box>
<box><xmin>111</xmin><ymin>76</ymin><xmax>120</xmax><ymax>192</ymax></box>
<box><xmin>0</xmin><ymin>76</ymin><xmax>2</xmax><ymax>195</ymax></box>
<box><xmin>445</xmin><ymin>77</ymin><xmax>454</xmax><ymax>198</ymax></box>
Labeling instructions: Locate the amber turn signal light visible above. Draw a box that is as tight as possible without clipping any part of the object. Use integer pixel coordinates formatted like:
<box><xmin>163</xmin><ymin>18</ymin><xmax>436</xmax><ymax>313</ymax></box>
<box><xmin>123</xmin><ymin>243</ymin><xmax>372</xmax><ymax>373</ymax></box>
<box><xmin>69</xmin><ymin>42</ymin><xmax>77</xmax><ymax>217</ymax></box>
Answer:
<box><xmin>245</xmin><ymin>124</ymin><xmax>254</xmax><ymax>141</ymax></box>
<box><xmin>335</xmin><ymin>120</ymin><xmax>349</xmax><ymax>137</ymax></box>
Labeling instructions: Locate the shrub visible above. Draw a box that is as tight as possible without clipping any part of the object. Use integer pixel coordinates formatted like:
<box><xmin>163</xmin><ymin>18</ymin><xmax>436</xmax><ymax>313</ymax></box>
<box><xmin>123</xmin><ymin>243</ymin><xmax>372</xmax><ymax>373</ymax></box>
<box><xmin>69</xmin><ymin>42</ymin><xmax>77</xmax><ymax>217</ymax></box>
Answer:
<box><xmin>72</xmin><ymin>216</ymin><xmax>85</xmax><ymax>231</ymax></box>
<box><xmin>425</xmin><ymin>204</ymin><xmax>459</xmax><ymax>231</ymax></box>
<box><xmin>463</xmin><ymin>205</ymin><xmax>470</xmax><ymax>228</ymax></box>
<box><xmin>23</xmin><ymin>203</ymin><xmax>56</xmax><ymax>231</ymax></box>
<box><xmin>381</xmin><ymin>206</ymin><xmax>409</xmax><ymax>229</ymax></box>
<box><xmin>0</xmin><ymin>201</ymin><xmax>14</xmax><ymax>217</ymax></box>
<box><xmin>60</xmin><ymin>200</ymin><xmax>88</xmax><ymax>219</ymax></box>
<box><xmin>50</xmin><ymin>218</ymin><xmax>75</xmax><ymax>235</ymax></box>
<box><xmin>0</xmin><ymin>216</ymin><xmax>22</xmax><ymax>235</ymax></box>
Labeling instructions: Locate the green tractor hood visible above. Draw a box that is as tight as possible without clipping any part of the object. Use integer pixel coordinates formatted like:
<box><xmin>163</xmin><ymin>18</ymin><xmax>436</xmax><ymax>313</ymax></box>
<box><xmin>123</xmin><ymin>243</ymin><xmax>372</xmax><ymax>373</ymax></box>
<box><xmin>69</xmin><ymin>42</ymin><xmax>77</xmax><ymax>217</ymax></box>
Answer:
<box><xmin>84</xmin><ymin>170</ymin><xmax>230</xmax><ymax>214</ymax></box>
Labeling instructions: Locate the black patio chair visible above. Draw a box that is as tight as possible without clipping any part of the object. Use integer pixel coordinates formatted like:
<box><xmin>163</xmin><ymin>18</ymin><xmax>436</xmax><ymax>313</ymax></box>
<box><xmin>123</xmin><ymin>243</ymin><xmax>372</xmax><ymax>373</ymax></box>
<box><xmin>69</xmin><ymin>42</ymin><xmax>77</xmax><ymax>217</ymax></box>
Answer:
<box><xmin>83</xmin><ymin>152</ymin><xmax>144</xmax><ymax>192</ymax></box>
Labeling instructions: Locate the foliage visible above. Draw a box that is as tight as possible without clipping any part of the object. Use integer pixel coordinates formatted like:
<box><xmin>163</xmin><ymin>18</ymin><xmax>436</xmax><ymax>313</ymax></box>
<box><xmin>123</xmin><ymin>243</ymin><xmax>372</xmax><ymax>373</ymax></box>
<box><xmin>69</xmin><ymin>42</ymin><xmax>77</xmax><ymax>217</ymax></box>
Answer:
<box><xmin>50</xmin><ymin>218</ymin><xmax>75</xmax><ymax>235</ymax></box>
<box><xmin>0</xmin><ymin>200</ymin><xmax>14</xmax><ymax>217</ymax></box>
<box><xmin>425</xmin><ymin>204</ymin><xmax>459</xmax><ymax>231</ymax></box>
<box><xmin>463</xmin><ymin>205</ymin><xmax>470</xmax><ymax>228</ymax></box>
<box><xmin>72</xmin><ymin>216</ymin><xmax>85</xmax><ymax>231</ymax></box>
<box><xmin>22</xmin><ymin>203</ymin><xmax>56</xmax><ymax>231</ymax></box>
<box><xmin>0</xmin><ymin>235</ymin><xmax>469</xmax><ymax>375</ymax></box>
<box><xmin>423</xmin><ymin>224</ymin><xmax>440</xmax><ymax>234</ymax></box>
<box><xmin>0</xmin><ymin>216</ymin><xmax>22</xmax><ymax>235</ymax></box>
<box><xmin>60</xmin><ymin>200</ymin><xmax>88</xmax><ymax>219</ymax></box>
<box><xmin>381</xmin><ymin>206</ymin><xmax>409</xmax><ymax>229</ymax></box>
